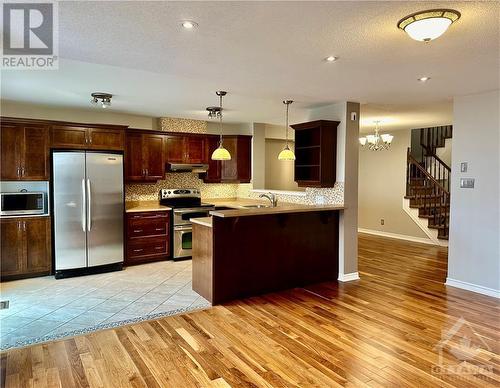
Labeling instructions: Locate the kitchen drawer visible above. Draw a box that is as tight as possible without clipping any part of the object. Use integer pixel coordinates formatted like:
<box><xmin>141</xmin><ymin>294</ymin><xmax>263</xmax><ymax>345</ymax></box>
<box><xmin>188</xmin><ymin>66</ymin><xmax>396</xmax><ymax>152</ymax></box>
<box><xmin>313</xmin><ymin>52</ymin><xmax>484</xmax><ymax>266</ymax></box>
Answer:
<box><xmin>127</xmin><ymin>218</ymin><xmax>169</xmax><ymax>238</ymax></box>
<box><xmin>127</xmin><ymin>237</ymin><xmax>169</xmax><ymax>261</ymax></box>
<box><xmin>127</xmin><ymin>211</ymin><xmax>169</xmax><ymax>220</ymax></box>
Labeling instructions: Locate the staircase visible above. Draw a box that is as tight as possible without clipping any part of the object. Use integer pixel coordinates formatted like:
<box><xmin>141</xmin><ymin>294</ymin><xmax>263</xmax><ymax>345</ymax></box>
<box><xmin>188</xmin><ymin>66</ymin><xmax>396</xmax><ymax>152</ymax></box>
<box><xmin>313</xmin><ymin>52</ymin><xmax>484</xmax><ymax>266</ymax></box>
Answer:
<box><xmin>405</xmin><ymin>126</ymin><xmax>452</xmax><ymax>242</ymax></box>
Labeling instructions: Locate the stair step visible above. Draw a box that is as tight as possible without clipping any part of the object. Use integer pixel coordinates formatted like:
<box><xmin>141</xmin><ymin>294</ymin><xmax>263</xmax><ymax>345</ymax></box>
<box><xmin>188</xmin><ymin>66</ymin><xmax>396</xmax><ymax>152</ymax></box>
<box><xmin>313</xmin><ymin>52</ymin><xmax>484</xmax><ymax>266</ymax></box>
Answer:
<box><xmin>437</xmin><ymin>235</ymin><xmax>449</xmax><ymax>241</ymax></box>
<box><xmin>428</xmin><ymin>224</ymin><xmax>447</xmax><ymax>230</ymax></box>
<box><xmin>419</xmin><ymin>213</ymin><xmax>449</xmax><ymax>219</ymax></box>
<box><xmin>410</xmin><ymin>204</ymin><xmax>450</xmax><ymax>209</ymax></box>
<box><xmin>405</xmin><ymin>194</ymin><xmax>444</xmax><ymax>200</ymax></box>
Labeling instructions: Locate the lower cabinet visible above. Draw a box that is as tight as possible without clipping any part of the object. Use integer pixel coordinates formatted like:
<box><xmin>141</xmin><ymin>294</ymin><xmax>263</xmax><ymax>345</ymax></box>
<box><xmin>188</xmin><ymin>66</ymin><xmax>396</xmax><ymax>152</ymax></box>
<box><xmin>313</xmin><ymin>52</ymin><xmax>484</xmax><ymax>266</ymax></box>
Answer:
<box><xmin>126</xmin><ymin>211</ymin><xmax>170</xmax><ymax>265</ymax></box>
<box><xmin>1</xmin><ymin>217</ymin><xmax>51</xmax><ymax>281</ymax></box>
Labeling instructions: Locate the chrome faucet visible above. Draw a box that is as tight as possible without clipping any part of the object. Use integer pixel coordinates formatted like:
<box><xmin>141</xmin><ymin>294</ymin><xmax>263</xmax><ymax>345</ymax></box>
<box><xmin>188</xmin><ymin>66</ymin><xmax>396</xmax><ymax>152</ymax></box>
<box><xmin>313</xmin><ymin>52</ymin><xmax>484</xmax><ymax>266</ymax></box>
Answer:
<box><xmin>259</xmin><ymin>192</ymin><xmax>278</xmax><ymax>207</ymax></box>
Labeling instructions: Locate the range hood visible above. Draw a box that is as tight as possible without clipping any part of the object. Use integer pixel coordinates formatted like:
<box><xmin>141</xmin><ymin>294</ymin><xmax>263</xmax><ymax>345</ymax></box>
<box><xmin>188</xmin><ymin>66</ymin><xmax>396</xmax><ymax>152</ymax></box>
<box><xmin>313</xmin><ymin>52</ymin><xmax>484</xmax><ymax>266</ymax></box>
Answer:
<box><xmin>168</xmin><ymin>163</ymin><xmax>209</xmax><ymax>173</ymax></box>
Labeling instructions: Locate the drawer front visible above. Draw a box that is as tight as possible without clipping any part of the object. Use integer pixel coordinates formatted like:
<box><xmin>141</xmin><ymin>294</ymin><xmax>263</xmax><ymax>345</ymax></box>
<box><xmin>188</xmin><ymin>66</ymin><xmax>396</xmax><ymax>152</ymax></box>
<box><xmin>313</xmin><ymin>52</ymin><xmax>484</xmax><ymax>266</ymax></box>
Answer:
<box><xmin>127</xmin><ymin>211</ymin><xmax>169</xmax><ymax>220</ymax></box>
<box><xmin>128</xmin><ymin>218</ymin><xmax>168</xmax><ymax>238</ymax></box>
<box><xmin>127</xmin><ymin>237</ymin><xmax>169</xmax><ymax>259</ymax></box>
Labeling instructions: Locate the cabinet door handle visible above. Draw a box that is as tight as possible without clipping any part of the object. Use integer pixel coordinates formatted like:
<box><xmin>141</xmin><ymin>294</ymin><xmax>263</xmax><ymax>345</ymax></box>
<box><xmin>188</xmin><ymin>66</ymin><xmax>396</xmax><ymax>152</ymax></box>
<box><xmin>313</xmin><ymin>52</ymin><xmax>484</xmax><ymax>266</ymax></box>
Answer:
<box><xmin>155</xmin><ymin>228</ymin><xmax>163</xmax><ymax>231</ymax></box>
<box><xmin>23</xmin><ymin>221</ymin><xmax>26</xmax><ymax>231</ymax></box>
<box><xmin>21</xmin><ymin>167</ymin><xmax>25</xmax><ymax>176</ymax></box>
<box><xmin>18</xmin><ymin>221</ymin><xmax>21</xmax><ymax>231</ymax></box>
<box><xmin>16</xmin><ymin>167</ymin><xmax>20</xmax><ymax>177</ymax></box>
<box><xmin>154</xmin><ymin>246</ymin><xmax>163</xmax><ymax>250</ymax></box>
<box><xmin>145</xmin><ymin>168</ymin><xmax>149</xmax><ymax>176</ymax></box>
<box><xmin>133</xmin><ymin>229</ymin><xmax>143</xmax><ymax>233</ymax></box>
<box><xmin>133</xmin><ymin>249</ymin><xmax>143</xmax><ymax>252</ymax></box>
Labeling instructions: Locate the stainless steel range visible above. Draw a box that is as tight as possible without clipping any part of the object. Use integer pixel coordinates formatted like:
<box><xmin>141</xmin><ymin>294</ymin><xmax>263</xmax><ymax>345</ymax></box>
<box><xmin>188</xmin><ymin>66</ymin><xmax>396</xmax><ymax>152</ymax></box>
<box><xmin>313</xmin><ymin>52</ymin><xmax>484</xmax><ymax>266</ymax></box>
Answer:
<box><xmin>159</xmin><ymin>189</ymin><xmax>214</xmax><ymax>260</ymax></box>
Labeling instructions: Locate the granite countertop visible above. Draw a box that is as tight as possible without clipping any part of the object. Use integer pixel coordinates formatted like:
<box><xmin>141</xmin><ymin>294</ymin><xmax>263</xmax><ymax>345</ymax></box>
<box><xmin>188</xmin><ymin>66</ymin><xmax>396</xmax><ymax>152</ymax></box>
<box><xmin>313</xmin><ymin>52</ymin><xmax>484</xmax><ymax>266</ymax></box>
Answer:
<box><xmin>125</xmin><ymin>200</ymin><xmax>172</xmax><ymax>213</ymax></box>
<box><xmin>203</xmin><ymin>198</ymin><xmax>345</xmax><ymax>218</ymax></box>
<box><xmin>191</xmin><ymin>217</ymin><xmax>213</xmax><ymax>228</ymax></box>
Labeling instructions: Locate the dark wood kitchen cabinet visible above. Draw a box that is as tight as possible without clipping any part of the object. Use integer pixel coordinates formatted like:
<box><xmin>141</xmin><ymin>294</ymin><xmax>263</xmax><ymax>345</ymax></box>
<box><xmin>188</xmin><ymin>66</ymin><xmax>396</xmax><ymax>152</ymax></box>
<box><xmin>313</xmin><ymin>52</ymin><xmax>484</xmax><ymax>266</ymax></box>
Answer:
<box><xmin>1</xmin><ymin>217</ymin><xmax>51</xmax><ymax>281</ymax></box>
<box><xmin>125</xmin><ymin>132</ymin><xmax>164</xmax><ymax>182</ymax></box>
<box><xmin>51</xmin><ymin>125</ymin><xmax>124</xmax><ymax>150</ymax></box>
<box><xmin>126</xmin><ymin>211</ymin><xmax>170</xmax><ymax>265</ymax></box>
<box><xmin>1</xmin><ymin>122</ymin><xmax>49</xmax><ymax>180</ymax></box>
<box><xmin>203</xmin><ymin>135</ymin><xmax>252</xmax><ymax>183</ymax></box>
<box><xmin>292</xmin><ymin>120</ymin><xmax>339</xmax><ymax>188</ymax></box>
<box><xmin>165</xmin><ymin>135</ymin><xmax>206</xmax><ymax>165</ymax></box>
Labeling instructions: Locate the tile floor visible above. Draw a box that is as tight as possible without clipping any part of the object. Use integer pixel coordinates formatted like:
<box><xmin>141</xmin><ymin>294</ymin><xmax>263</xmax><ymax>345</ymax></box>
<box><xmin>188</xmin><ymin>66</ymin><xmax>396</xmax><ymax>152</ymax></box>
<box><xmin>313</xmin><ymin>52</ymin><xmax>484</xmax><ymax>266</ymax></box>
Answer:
<box><xmin>0</xmin><ymin>260</ymin><xmax>209</xmax><ymax>350</ymax></box>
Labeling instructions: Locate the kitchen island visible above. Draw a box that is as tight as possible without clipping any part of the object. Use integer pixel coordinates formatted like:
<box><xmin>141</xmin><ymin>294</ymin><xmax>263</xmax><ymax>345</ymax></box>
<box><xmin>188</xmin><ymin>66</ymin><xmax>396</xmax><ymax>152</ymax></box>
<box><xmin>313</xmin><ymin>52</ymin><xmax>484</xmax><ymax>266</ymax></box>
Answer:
<box><xmin>192</xmin><ymin>199</ymin><xmax>344</xmax><ymax>304</ymax></box>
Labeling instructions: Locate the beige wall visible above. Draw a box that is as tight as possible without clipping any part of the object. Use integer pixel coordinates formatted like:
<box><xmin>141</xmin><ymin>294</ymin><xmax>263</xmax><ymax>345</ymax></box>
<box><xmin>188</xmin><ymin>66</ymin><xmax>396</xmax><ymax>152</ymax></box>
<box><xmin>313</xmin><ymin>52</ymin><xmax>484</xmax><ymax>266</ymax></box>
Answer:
<box><xmin>358</xmin><ymin>129</ymin><xmax>428</xmax><ymax>238</ymax></box>
<box><xmin>1</xmin><ymin>100</ymin><xmax>158</xmax><ymax>130</ymax></box>
<box><xmin>264</xmin><ymin>139</ymin><xmax>302</xmax><ymax>191</ymax></box>
<box><xmin>448</xmin><ymin>90</ymin><xmax>499</xmax><ymax>295</ymax></box>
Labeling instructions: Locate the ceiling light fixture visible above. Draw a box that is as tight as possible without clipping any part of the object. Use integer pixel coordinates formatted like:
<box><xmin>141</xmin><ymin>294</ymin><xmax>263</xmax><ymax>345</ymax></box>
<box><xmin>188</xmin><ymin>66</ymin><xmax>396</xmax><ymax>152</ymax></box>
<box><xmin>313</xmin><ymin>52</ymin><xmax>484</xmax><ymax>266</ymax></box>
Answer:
<box><xmin>206</xmin><ymin>106</ymin><xmax>221</xmax><ymax>119</ymax></box>
<box><xmin>359</xmin><ymin>121</ymin><xmax>393</xmax><ymax>151</ymax></box>
<box><xmin>418</xmin><ymin>76</ymin><xmax>431</xmax><ymax>82</ymax></box>
<box><xmin>398</xmin><ymin>9</ymin><xmax>460</xmax><ymax>42</ymax></box>
<box><xmin>90</xmin><ymin>92</ymin><xmax>112</xmax><ymax>109</ymax></box>
<box><xmin>181</xmin><ymin>20</ymin><xmax>198</xmax><ymax>29</ymax></box>
<box><xmin>325</xmin><ymin>56</ymin><xmax>338</xmax><ymax>62</ymax></box>
<box><xmin>278</xmin><ymin>100</ymin><xmax>296</xmax><ymax>161</ymax></box>
<box><xmin>211</xmin><ymin>91</ymin><xmax>231</xmax><ymax>161</ymax></box>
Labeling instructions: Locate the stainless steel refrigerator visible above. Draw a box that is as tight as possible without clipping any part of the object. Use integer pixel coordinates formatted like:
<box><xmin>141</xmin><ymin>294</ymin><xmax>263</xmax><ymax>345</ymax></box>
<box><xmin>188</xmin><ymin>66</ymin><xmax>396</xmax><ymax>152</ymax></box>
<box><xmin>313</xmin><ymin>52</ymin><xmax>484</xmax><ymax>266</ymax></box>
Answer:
<box><xmin>53</xmin><ymin>151</ymin><xmax>124</xmax><ymax>278</ymax></box>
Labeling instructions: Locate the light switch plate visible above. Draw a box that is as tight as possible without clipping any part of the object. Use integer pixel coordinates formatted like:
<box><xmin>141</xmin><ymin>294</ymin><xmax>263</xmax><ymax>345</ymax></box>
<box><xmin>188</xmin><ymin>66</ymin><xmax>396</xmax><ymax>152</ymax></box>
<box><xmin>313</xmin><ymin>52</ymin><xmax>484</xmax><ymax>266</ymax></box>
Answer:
<box><xmin>461</xmin><ymin>162</ymin><xmax>468</xmax><ymax>173</ymax></box>
<box><xmin>460</xmin><ymin>178</ymin><xmax>475</xmax><ymax>188</ymax></box>
<box><xmin>350</xmin><ymin>112</ymin><xmax>357</xmax><ymax>121</ymax></box>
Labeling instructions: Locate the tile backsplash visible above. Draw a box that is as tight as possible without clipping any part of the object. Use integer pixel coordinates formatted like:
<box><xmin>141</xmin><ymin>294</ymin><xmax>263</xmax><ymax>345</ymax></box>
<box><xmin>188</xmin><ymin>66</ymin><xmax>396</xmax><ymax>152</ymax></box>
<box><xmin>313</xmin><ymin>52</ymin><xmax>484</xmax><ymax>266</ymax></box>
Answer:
<box><xmin>125</xmin><ymin>173</ymin><xmax>243</xmax><ymax>201</ymax></box>
<box><xmin>158</xmin><ymin>117</ymin><xmax>206</xmax><ymax>133</ymax></box>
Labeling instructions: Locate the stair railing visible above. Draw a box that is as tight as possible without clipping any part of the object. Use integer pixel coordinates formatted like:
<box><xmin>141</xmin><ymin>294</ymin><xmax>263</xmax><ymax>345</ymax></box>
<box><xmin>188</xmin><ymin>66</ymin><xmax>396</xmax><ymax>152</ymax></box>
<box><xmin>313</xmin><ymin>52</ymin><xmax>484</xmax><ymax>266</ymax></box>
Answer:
<box><xmin>419</xmin><ymin>125</ymin><xmax>453</xmax><ymax>156</ymax></box>
<box><xmin>407</xmin><ymin>148</ymin><xmax>450</xmax><ymax>235</ymax></box>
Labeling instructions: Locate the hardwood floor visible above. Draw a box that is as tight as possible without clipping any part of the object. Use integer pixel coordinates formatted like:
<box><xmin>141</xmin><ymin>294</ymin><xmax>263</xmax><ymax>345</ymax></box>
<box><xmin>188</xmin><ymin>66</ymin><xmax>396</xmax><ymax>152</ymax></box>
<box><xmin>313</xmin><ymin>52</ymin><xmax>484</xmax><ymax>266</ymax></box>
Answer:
<box><xmin>2</xmin><ymin>234</ymin><xmax>499</xmax><ymax>387</ymax></box>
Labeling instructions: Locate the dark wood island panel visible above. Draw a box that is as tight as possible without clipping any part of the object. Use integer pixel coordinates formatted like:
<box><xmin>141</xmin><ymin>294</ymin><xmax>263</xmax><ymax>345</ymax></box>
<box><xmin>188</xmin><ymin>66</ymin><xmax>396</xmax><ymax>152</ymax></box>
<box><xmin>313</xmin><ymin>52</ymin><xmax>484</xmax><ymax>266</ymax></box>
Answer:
<box><xmin>192</xmin><ymin>210</ymin><xmax>339</xmax><ymax>304</ymax></box>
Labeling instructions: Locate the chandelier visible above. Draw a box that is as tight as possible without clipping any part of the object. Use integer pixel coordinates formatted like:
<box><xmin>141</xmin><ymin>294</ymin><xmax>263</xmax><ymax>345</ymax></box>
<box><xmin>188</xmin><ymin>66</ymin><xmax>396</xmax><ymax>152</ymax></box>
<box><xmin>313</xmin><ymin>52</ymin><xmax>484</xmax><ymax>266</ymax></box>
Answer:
<box><xmin>91</xmin><ymin>92</ymin><xmax>112</xmax><ymax>108</ymax></box>
<box><xmin>359</xmin><ymin>121</ymin><xmax>394</xmax><ymax>151</ymax></box>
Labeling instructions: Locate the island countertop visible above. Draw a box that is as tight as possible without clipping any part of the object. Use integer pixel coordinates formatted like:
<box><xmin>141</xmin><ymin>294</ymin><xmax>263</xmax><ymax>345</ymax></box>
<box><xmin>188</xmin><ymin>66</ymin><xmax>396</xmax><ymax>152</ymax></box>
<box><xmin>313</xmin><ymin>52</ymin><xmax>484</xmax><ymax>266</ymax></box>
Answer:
<box><xmin>125</xmin><ymin>200</ymin><xmax>172</xmax><ymax>213</ymax></box>
<box><xmin>204</xmin><ymin>197</ymin><xmax>345</xmax><ymax>218</ymax></box>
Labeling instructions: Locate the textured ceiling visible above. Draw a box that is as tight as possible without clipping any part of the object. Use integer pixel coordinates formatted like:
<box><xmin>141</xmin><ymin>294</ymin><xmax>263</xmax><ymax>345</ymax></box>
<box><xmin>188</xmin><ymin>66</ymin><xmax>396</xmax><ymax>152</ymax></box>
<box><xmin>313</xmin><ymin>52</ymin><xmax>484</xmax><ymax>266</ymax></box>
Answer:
<box><xmin>1</xmin><ymin>1</ymin><xmax>498</xmax><ymax>125</ymax></box>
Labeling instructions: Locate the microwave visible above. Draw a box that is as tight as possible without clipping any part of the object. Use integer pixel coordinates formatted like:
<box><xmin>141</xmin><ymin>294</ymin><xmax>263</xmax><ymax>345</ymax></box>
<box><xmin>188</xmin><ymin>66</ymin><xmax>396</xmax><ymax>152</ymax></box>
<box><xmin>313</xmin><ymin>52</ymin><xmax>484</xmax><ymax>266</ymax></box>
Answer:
<box><xmin>0</xmin><ymin>192</ymin><xmax>46</xmax><ymax>216</ymax></box>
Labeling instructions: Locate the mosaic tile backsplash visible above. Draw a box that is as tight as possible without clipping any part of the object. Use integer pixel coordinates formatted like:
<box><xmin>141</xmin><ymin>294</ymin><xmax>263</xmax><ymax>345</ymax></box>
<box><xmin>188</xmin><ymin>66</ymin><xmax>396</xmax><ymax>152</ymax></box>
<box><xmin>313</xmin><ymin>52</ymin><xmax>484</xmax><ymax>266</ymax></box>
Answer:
<box><xmin>125</xmin><ymin>173</ymin><xmax>241</xmax><ymax>201</ymax></box>
<box><xmin>158</xmin><ymin>117</ymin><xmax>207</xmax><ymax>133</ymax></box>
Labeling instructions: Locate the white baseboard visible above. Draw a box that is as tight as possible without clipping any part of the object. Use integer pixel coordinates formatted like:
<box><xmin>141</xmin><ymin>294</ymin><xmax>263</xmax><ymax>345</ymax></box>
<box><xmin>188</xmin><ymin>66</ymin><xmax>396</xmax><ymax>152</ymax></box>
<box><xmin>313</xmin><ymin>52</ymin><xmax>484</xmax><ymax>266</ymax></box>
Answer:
<box><xmin>445</xmin><ymin>278</ymin><xmax>500</xmax><ymax>299</ymax></box>
<box><xmin>338</xmin><ymin>272</ymin><xmax>360</xmax><ymax>282</ymax></box>
<box><xmin>358</xmin><ymin>228</ymin><xmax>438</xmax><ymax>246</ymax></box>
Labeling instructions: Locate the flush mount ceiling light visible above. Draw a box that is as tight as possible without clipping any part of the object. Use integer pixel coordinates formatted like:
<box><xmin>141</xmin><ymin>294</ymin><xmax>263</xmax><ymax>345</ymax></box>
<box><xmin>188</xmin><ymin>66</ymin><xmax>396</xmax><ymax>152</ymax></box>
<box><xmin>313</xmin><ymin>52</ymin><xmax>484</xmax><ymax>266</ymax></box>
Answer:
<box><xmin>325</xmin><ymin>56</ymin><xmax>338</xmax><ymax>62</ymax></box>
<box><xmin>418</xmin><ymin>76</ymin><xmax>431</xmax><ymax>82</ymax></box>
<box><xmin>278</xmin><ymin>100</ymin><xmax>296</xmax><ymax>161</ymax></box>
<box><xmin>398</xmin><ymin>9</ymin><xmax>460</xmax><ymax>42</ymax></box>
<box><xmin>90</xmin><ymin>92</ymin><xmax>112</xmax><ymax>109</ymax></box>
<box><xmin>359</xmin><ymin>121</ymin><xmax>394</xmax><ymax>151</ymax></box>
<box><xmin>211</xmin><ymin>91</ymin><xmax>231</xmax><ymax>161</ymax></box>
<box><xmin>206</xmin><ymin>106</ymin><xmax>221</xmax><ymax>119</ymax></box>
<box><xmin>181</xmin><ymin>20</ymin><xmax>198</xmax><ymax>29</ymax></box>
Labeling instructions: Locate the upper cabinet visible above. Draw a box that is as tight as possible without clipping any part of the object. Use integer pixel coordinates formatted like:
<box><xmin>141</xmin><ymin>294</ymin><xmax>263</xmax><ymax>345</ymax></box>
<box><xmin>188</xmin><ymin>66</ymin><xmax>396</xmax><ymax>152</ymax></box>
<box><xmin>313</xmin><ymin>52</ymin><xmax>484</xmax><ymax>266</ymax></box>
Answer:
<box><xmin>291</xmin><ymin>120</ymin><xmax>339</xmax><ymax>188</ymax></box>
<box><xmin>51</xmin><ymin>125</ymin><xmax>124</xmax><ymax>150</ymax></box>
<box><xmin>165</xmin><ymin>134</ymin><xmax>206</xmax><ymax>165</ymax></box>
<box><xmin>125</xmin><ymin>132</ymin><xmax>165</xmax><ymax>183</ymax></box>
<box><xmin>1</xmin><ymin>121</ymin><xmax>49</xmax><ymax>181</ymax></box>
<box><xmin>204</xmin><ymin>135</ymin><xmax>252</xmax><ymax>183</ymax></box>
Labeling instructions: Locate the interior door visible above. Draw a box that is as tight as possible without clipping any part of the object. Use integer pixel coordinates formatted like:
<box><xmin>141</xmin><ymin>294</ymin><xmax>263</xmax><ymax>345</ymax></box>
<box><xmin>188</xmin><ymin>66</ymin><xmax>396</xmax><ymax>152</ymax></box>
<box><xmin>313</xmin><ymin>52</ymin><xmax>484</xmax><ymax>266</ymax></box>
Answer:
<box><xmin>86</xmin><ymin>152</ymin><xmax>124</xmax><ymax>267</ymax></box>
<box><xmin>53</xmin><ymin>152</ymin><xmax>87</xmax><ymax>270</ymax></box>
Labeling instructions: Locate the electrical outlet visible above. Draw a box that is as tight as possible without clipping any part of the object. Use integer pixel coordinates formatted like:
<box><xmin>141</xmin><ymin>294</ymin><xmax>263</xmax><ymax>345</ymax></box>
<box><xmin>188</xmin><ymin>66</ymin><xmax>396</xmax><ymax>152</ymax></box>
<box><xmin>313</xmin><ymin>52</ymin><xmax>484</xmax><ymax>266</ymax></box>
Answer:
<box><xmin>380</xmin><ymin>219</ymin><xmax>384</xmax><ymax>225</ymax></box>
<box><xmin>0</xmin><ymin>301</ymin><xmax>9</xmax><ymax>310</ymax></box>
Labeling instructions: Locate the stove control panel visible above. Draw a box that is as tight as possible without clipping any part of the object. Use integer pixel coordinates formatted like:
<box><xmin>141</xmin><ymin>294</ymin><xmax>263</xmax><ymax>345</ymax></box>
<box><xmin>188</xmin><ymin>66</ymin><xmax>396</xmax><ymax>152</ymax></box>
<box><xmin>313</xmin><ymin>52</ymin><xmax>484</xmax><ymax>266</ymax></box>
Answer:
<box><xmin>160</xmin><ymin>188</ymin><xmax>201</xmax><ymax>199</ymax></box>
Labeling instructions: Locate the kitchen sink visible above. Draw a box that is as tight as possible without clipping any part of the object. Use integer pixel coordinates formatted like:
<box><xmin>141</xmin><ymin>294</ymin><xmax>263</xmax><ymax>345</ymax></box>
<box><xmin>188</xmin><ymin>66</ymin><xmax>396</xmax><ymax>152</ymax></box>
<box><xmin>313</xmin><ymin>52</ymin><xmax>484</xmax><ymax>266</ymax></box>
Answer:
<box><xmin>240</xmin><ymin>204</ymin><xmax>271</xmax><ymax>209</ymax></box>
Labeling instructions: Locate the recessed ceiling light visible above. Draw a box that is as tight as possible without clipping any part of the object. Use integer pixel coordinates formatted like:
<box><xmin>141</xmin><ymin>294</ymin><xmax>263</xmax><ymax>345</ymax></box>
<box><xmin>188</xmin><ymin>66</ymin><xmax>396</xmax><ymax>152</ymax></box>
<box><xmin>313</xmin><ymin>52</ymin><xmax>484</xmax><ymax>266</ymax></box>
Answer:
<box><xmin>398</xmin><ymin>9</ymin><xmax>460</xmax><ymax>42</ymax></box>
<box><xmin>181</xmin><ymin>21</ymin><xmax>198</xmax><ymax>29</ymax></box>
<box><xmin>325</xmin><ymin>56</ymin><xmax>338</xmax><ymax>62</ymax></box>
<box><xmin>418</xmin><ymin>76</ymin><xmax>431</xmax><ymax>82</ymax></box>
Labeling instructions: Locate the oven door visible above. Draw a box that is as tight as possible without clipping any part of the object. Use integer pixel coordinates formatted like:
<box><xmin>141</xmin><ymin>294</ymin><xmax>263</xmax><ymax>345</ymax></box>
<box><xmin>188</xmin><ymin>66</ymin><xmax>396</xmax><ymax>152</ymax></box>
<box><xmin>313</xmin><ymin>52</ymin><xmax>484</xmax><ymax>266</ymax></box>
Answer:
<box><xmin>173</xmin><ymin>225</ymin><xmax>193</xmax><ymax>259</ymax></box>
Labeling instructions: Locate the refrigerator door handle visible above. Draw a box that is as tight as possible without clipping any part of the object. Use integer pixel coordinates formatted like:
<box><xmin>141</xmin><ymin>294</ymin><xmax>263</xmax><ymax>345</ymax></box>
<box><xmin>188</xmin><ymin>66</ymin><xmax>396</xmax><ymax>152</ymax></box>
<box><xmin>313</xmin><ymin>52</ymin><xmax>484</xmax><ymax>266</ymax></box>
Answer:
<box><xmin>86</xmin><ymin>178</ymin><xmax>92</xmax><ymax>231</ymax></box>
<box><xmin>81</xmin><ymin>179</ymin><xmax>86</xmax><ymax>232</ymax></box>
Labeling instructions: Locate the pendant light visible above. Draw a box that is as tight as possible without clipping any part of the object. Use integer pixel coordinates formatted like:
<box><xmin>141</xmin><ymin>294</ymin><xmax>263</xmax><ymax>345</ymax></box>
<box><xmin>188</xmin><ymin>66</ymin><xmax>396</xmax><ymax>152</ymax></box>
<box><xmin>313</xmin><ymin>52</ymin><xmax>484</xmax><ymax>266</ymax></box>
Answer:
<box><xmin>211</xmin><ymin>91</ymin><xmax>231</xmax><ymax>161</ymax></box>
<box><xmin>278</xmin><ymin>100</ymin><xmax>296</xmax><ymax>161</ymax></box>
